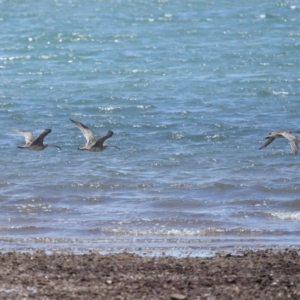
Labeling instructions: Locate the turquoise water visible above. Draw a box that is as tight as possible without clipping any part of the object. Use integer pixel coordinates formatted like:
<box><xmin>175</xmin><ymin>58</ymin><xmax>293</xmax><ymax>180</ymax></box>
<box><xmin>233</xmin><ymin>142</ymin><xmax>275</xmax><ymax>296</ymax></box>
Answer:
<box><xmin>1</xmin><ymin>0</ymin><xmax>300</xmax><ymax>254</ymax></box>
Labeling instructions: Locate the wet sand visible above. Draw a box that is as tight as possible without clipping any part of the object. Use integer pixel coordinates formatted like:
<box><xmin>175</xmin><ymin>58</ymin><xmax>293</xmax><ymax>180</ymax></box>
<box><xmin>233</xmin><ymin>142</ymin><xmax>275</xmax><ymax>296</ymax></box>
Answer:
<box><xmin>0</xmin><ymin>249</ymin><xmax>299</xmax><ymax>299</ymax></box>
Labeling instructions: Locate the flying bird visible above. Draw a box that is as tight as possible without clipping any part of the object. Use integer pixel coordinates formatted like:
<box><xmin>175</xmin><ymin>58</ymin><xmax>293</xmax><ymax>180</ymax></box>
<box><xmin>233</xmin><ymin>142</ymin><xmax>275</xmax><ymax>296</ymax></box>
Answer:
<box><xmin>12</xmin><ymin>129</ymin><xmax>61</xmax><ymax>151</ymax></box>
<box><xmin>70</xmin><ymin>119</ymin><xmax>120</xmax><ymax>151</ymax></box>
<box><xmin>259</xmin><ymin>130</ymin><xmax>298</xmax><ymax>155</ymax></box>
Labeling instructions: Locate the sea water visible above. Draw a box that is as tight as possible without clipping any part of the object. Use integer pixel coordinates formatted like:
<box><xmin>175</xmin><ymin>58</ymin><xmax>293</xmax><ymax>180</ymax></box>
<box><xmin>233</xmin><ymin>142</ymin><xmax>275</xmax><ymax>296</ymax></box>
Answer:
<box><xmin>0</xmin><ymin>0</ymin><xmax>300</xmax><ymax>255</ymax></box>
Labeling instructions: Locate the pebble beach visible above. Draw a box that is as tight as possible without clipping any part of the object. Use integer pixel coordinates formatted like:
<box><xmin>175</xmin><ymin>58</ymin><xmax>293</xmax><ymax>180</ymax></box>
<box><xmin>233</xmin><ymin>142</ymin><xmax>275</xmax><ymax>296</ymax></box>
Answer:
<box><xmin>1</xmin><ymin>249</ymin><xmax>299</xmax><ymax>299</ymax></box>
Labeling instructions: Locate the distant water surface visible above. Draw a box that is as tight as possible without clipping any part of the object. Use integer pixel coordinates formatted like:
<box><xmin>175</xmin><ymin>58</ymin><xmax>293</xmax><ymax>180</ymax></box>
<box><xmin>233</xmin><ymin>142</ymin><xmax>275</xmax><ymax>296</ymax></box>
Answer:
<box><xmin>1</xmin><ymin>0</ymin><xmax>300</xmax><ymax>255</ymax></box>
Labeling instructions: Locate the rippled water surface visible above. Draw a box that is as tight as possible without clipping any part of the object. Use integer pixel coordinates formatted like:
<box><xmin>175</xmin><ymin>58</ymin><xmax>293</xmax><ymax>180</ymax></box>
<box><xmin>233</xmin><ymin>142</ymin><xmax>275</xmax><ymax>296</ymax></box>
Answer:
<box><xmin>1</xmin><ymin>0</ymin><xmax>300</xmax><ymax>255</ymax></box>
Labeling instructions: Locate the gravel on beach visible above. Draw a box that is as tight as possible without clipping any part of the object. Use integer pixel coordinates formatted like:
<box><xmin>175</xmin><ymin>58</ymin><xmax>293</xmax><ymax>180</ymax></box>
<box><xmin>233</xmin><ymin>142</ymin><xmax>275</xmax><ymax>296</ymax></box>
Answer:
<box><xmin>0</xmin><ymin>249</ymin><xmax>299</xmax><ymax>299</ymax></box>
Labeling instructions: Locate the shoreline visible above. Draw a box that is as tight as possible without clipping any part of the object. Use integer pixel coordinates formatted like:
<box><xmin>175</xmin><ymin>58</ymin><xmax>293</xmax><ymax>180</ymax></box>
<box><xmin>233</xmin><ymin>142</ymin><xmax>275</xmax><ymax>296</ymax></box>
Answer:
<box><xmin>0</xmin><ymin>248</ymin><xmax>299</xmax><ymax>299</ymax></box>
<box><xmin>0</xmin><ymin>243</ymin><xmax>299</xmax><ymax>257</ymax></box>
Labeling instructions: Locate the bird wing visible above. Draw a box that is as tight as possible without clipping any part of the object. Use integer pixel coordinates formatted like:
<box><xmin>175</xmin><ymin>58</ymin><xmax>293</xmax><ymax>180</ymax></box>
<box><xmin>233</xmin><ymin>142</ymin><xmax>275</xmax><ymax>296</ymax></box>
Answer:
<box><xmin>70</xmin><ymin>119</ymin><xmax>96</xmax><ymax>146</ymax></box>
<box><xmin>11</xmin><ymin>130</ymin><xmax>35</xmax><ymax>145</ymax></box>
<box><xmin>93</xmin><ymin>130</ymin><xmax>113</xmax><ymax>147</ymax></box>
<box><xmin>31</xmin><ymin>129</ymin><xmax>52</xmax><ymax>146</ymax></box>
<box><xmin>259</xmin><ymin>137</ymin><xmax>275</xmax><ymax>150</ymax></box>
<box><xmin>281</xmin><ymin>131</ymin><xmax>298</xmax><ymax>155</ymax></box>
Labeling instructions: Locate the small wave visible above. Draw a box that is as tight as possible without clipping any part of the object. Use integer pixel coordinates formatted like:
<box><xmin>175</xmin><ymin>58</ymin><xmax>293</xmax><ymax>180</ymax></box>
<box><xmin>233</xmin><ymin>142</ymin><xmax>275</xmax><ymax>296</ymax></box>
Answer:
<box><xmin>70</xmin><ymin>182</ymin><xmax>156</xmax><ymax>190</ymax></box>
<box><xmin>289</xmin><ymin>199</ymin><xmax>300</xmax><ymax>208</ymax></box>
<box><xmin>259</xmin><ymin>89</ymin><xmax>289</xmax><ymax>96</ymax></box>
<box><xmin>14</xmin><ymin>203</ymin><xmax>71</xmax><ymax>214</ymax></box>
<box><xmin>0</xmin><ymin>226</ymin><xmax>48</xmax><ymax>235</ymax></box>
<box><xmin>0</xmin><ymin>55</ymin><xmax>31</xmax><ymax>61</ymax></box>
<box><xmin>205</xmin><ymin>134</ymin><xmax>225</xmax><ymax>139</ymax></box>
<box><xmin>171</xmin><ymin>131</ymin><xmax>184</xmax><ymax>139</ymax></box>
<box><xmin>0</xmin><ymin>102</ymin><xmax>11</xmax><ymax>107</ymax></box>
<box><xmin>112</xmin><ymin>33</ymin><xmax>137</xmax><ymax>39</ymax></box>
<box><xmin>97</xmin><ymin>106</ymin><xmax>122</xmax><ymax>111</ymax></box>
<box><xmin>0</xmin><ymin>181</ymin><xmax>11</xmax><ymax>187</ymax></box>
<box><xmin>257</xmin><ymin>14</ymin><xmax>266</xmax><ymax>19</ymax></box>
<box><xmin>97</xmin><ymin>105</ymin><xmax>155</xmax><ymax>112</ymax></box>
<box><xmin>271</xmin><ymin>90</ymin><xmax>289</xmax><ymax>96</ymax></box>
<box><xmin>270</xmin><ymin>211</ymin><xmax>300</xmax><ymax>221</ymax></box>
<box><xmin>96</xmin><ymin>227</ymin><xmax>271</xmax><ymax>237</ymax></box>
